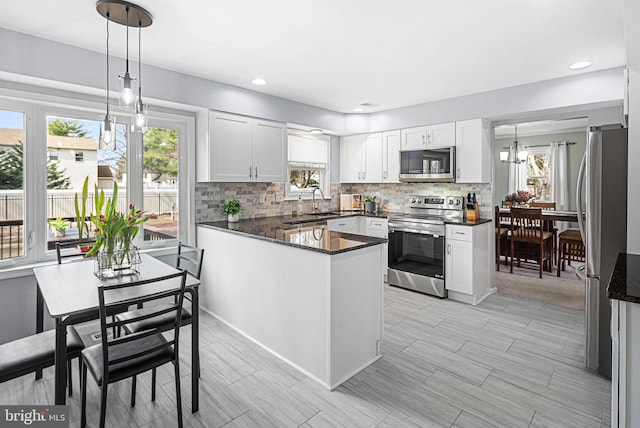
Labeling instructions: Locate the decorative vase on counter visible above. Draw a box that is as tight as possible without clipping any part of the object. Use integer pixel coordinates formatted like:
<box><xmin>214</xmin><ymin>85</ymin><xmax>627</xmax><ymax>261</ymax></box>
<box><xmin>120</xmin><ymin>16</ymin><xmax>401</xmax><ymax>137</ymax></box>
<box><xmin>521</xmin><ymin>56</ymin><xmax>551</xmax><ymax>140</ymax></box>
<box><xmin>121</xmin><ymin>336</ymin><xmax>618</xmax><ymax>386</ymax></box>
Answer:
<box><xmin>228</xmin><ymin>213</ymin><xmax>240</xmax><ymax>223</ymax></box>
<box><xmin>365</xmin><ymin>201</ymin><xmax>378</xmax><ymax>214</ymax></box>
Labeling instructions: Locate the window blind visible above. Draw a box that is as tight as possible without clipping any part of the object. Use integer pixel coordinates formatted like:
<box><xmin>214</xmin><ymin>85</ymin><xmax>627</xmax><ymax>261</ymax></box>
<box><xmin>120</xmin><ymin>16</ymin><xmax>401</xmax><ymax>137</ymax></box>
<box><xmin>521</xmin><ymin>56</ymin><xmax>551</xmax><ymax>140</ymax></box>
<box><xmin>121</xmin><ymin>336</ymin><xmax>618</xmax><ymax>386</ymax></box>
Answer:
<box><xmin>288</xmin><ymin>135</ymin><xmax>329</xmax><ymax>164</ymax></box>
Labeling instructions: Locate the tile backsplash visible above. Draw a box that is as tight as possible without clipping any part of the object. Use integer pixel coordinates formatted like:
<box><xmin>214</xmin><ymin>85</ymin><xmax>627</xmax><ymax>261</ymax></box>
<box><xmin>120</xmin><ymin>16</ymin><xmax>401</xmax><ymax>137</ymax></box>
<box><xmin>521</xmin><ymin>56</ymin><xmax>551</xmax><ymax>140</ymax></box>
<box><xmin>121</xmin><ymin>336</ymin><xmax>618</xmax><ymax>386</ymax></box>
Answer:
<box><xmin>195</xmin><ymin>182</ymin><xmax>340</xmax><ymax>222</ymax></box>
<box><xmin>195</xmin><ymin>181</ymin><xmax>492</xmax><ymax>222</ymax></box>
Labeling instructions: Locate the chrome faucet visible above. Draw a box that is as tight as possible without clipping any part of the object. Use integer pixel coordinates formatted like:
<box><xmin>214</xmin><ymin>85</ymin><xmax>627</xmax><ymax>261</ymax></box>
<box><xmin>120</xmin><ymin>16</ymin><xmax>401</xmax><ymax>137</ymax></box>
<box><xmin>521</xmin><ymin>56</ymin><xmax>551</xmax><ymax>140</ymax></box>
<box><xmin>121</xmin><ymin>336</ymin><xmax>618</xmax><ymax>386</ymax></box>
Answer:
<box><xmin>312</xmin><ymin>187</ymin><xmax>325</xmax><ymax>212</ymax></box>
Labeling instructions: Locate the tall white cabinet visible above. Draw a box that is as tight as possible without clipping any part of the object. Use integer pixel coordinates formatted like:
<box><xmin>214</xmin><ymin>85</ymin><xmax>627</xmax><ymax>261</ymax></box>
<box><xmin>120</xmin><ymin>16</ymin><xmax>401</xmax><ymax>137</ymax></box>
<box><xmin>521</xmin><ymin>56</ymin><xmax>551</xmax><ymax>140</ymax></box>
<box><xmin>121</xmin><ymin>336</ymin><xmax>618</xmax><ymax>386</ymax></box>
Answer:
<box><xmin>382</xmin><ymin>130</ymin><xmax>401</xmax><ymax>183</ymax></box>
<box><xmin>196</xmin><ymin>110</ymin><xmax>287</xmax><ymax>182</ymax></box>
<box><xmin>455</xmin><ymin>119</ymin><xmax>491</xmax><ymax>183</ymax></box>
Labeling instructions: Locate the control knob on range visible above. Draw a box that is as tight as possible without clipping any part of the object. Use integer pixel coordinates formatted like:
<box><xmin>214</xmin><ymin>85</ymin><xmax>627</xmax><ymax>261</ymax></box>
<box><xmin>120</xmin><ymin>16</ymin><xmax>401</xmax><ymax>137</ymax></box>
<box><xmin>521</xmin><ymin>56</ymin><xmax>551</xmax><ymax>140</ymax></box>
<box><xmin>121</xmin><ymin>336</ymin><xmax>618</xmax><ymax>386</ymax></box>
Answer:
<box><xmin>448</xmin><ymin>198</ymin><xmax>453</xmax><ymax>205</ymax></box>
<box><xmin>410</xmin><ymin>198</ymin><xmax>416</xmax><ymax>203</ymax></box>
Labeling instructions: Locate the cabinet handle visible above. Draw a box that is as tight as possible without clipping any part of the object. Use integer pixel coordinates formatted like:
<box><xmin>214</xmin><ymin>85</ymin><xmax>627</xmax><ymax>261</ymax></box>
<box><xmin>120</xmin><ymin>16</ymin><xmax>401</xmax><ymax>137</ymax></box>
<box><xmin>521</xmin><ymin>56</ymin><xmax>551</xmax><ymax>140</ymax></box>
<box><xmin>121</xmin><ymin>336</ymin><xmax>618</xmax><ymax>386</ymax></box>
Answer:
<box><xmin>362</xmin><ymin>171</ymin><xmax>366</xmax><ymax>180</ymax></box>
<box><xmin>457</xmin><ymin>167</ymin><xmax>461</xmax><ymax>179</ymax></box>
<box><xmin>338</xmin><ymin>223</ymin><xmax>346</xmax><ymax>227</ymax></box>
<box><xmin>383</xmin><ymin>171</ymin><xmax>387</xmax><ymax>179</ymax></box>
<box><xmin>447</xmin><ymin>244</ymin><xmax>451</xmax><ymax>255</ymax></box>
<box><xmin>422</xmin><ymin>134</ymin><xmax>426</xmax><ymax>146</ymax></box>
<box><xmin>255</xmin><ymin>166</ymin><xmax>258</xmax><ymax>178</ymax></box>
<box><xmin>427</xmin><ymin>133</ymin><xmax>431</xmax><ymax>145</ymax></box>
<box><xmin>249</xmin><ymin>166</ymin><xmax>252</xmax><ymax>178</ymax></box>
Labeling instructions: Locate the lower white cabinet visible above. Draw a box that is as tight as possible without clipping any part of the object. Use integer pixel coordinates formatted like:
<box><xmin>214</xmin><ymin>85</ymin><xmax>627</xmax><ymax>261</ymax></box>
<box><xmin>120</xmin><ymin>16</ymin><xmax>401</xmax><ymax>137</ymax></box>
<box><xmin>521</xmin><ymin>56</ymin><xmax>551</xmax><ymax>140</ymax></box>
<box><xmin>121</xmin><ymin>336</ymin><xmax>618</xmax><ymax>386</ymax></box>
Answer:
<box><xmin>327</xmin><ymin>216</ymin><xmax>388</xmax><ymax>281</ymax></box>
<box><xmin>445</xmin><ymin>222</ymin><xmax>494</xmax><ymax>305</ymax></box>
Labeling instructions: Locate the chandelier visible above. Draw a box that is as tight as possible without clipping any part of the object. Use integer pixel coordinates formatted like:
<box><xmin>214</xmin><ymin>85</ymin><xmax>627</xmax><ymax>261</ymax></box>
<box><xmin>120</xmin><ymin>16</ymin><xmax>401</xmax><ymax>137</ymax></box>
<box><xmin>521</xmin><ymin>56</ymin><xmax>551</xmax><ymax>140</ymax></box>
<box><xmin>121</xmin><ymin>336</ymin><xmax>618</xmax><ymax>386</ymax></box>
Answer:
<box><xmin>500</xmin><ymin>124</ymin><xmax>528</xmax><ymax>164</ymax></box>
<box><xmin>96</xmin><ymin>0</ymin><xmax>153</xmax><ymax>145</ymax></box>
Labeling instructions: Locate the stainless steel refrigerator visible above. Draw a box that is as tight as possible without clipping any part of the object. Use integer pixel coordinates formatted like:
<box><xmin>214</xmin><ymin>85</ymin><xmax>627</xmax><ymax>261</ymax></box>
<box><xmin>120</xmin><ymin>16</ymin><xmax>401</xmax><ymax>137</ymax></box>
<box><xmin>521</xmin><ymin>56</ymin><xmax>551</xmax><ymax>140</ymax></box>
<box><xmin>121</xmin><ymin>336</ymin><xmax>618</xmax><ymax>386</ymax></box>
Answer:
<box><xmin>576</xmin><ymin>125</ymin><xmax>627</xmax><ymax>379</ymax></box>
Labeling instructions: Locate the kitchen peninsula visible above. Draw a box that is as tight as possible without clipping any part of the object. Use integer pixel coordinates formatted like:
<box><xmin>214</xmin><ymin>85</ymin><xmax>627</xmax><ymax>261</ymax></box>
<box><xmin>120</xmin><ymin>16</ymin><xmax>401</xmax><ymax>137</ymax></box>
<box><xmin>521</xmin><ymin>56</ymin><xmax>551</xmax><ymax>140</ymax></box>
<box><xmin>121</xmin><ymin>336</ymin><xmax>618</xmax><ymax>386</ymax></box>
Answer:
<box><xmin>197</xmin><ymin>216</ymin><xmax>386</xmax><ymax>389</ymax></box>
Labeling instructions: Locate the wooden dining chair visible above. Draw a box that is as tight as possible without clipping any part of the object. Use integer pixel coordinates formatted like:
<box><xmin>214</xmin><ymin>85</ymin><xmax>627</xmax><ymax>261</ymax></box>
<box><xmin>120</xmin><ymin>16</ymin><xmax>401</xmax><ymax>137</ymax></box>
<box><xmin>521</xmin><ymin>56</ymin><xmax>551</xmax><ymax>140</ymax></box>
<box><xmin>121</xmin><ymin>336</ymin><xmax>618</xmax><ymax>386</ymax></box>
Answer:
<box><xmin>529</xmin><ymin>201</ymin><xmax>558</xmax><ymax>263</ymax></box>
<box><xmin>510</xmin><ymin>207</ymin><xmax>553</xmax><ymax>278</ymax></box>
<box><xmin>80</xmin><ymin>270</ymin><xmax>188</xmax><ymax>428</ymax></box>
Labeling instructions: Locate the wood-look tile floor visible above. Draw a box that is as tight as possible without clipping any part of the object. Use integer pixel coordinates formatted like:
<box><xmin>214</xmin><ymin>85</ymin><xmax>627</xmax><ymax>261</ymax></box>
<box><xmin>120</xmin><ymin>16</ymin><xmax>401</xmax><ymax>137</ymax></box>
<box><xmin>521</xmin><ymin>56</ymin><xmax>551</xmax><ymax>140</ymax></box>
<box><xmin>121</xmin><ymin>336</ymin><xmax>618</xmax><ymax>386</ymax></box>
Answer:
<box><xmin>1</xmin><ymin>286</ymin><xmax>611</xmax><ymax>428</ymax></box>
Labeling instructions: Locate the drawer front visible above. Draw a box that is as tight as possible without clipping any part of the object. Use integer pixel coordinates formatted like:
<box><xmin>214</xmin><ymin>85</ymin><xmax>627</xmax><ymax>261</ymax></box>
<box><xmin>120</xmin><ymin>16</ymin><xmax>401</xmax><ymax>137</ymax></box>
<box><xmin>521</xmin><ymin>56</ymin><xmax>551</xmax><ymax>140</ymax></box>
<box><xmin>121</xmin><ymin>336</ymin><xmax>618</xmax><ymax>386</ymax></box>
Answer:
<box><xmin>327</xmin><ymin>217</ymin><xmax>357</xmax><ymax>232</ymax></box>
<box><xmin>446</xmin><ymin>225</ymin><xmax>472</xmax><ymax>242</ymax></box>
<box><xmin>366</xmin><ymin>218</ymin><xmax>388</xmax><ymax>231</ymax></box>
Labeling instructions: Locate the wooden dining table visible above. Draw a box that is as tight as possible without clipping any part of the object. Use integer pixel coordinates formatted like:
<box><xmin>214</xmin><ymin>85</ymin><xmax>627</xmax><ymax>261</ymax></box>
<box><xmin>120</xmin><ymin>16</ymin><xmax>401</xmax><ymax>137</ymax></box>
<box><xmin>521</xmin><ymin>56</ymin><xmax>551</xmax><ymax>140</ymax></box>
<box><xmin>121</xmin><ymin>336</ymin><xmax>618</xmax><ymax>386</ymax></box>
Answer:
<box><xmin>498</xmin><ymin>207</ymin><xmax>581</xmax><ymax>223</ymax></box>
<box><xmin>33</xmin><ymin>254</ymin><xmax>201</xmax><ymax>412</ymax></box>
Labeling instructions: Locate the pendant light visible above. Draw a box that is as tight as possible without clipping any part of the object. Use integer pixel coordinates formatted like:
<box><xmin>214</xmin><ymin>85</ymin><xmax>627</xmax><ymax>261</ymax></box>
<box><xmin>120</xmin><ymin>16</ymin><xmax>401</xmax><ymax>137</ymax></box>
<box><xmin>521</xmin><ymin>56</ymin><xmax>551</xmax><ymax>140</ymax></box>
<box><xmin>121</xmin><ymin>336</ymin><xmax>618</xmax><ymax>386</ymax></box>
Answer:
<box><xmin>500</xmin><ymin>124</ymin><xmax>528</xmax><ymax>164</ymax></box>
<box><xmin>118</xmin><ymin>6</ymin><xmax>137</xmax><ymax>110</ymax></box>
<box><xmin>135</xmin><ymin>21</ymin><xmax>147</xmax><ymax>130</ymax></box>
<box><xmin>101</xmin><ymin>11</ymin><xmax>116</xmax><ymax>147</ymax></box>
<box><xmin>96</xmin><ymin>0</ymin><xmax>153</xmax><ymax>137</ymax></box>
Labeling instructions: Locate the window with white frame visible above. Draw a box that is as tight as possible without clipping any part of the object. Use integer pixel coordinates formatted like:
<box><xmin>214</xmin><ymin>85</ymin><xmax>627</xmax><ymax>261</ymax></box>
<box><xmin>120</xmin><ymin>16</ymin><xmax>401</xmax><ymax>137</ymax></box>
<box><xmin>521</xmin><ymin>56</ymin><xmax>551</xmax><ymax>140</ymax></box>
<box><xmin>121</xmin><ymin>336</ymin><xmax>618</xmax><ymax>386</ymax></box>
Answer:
<box><xmin>524</xmin><ymin>146</ymin><xmax>551</xmax><ymax>200</ymax></box>
<box><xmin>286</xmin><ymin>132</ymin><xmax>330</xmax><ymax>198</ymax></box>
<box><xmin>0</xmin><ymin>91</ymin><xmax>193</xmax><ymax>266</ymax></box>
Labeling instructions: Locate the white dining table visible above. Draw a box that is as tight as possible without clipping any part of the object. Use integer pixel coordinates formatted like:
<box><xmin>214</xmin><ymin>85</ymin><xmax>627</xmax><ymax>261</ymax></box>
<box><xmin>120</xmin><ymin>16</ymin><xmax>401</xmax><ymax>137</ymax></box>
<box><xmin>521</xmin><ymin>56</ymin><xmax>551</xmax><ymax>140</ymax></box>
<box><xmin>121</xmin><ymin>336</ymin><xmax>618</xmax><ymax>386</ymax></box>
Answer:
<box><xmin>33</xmin><ymin>254</ymin><xmax>201</xmax><ymax>412</ymax></box>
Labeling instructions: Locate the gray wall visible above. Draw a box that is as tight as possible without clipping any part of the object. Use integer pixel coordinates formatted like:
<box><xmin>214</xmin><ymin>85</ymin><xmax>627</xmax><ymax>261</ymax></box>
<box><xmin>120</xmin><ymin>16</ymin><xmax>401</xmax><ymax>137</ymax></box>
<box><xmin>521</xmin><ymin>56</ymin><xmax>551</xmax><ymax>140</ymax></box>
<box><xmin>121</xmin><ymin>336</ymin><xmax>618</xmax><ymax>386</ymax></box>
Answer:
<box><xmin>492</xmin><ymin>131</ymin><xmax>587</xmax><ymax>210</ymax></box>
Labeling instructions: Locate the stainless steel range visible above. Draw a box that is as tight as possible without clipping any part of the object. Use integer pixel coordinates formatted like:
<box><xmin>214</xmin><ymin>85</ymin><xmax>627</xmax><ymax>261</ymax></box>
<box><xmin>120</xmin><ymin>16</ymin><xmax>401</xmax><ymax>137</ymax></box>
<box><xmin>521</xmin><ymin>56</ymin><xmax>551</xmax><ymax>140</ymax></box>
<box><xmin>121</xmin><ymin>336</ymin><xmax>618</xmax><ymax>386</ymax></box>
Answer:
<box><xmin>387</xmin><ymin>195</ymin><xmax>464</xmax><ymax>297</ymax></box>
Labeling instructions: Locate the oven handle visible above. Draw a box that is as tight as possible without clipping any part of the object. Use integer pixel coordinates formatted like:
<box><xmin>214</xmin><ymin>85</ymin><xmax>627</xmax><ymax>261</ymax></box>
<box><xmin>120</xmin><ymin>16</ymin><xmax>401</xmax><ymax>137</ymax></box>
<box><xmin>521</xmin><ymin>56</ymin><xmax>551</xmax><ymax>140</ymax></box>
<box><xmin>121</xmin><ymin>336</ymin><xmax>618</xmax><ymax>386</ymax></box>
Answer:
<box><xmin>388</xmin><ymin>226</ymin><xmax>442</xmax><ymax>237</ymax></box>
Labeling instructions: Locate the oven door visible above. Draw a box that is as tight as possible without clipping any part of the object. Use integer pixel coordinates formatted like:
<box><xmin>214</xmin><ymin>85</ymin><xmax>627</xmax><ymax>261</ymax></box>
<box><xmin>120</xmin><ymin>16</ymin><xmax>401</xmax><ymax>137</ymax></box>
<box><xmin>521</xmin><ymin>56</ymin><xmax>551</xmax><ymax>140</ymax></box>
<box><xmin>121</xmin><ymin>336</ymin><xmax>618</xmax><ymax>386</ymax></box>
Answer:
<box><xmin>387</xmin><ymin>225</ymin><xmax>447</xmax><ymax>298</ymax></box>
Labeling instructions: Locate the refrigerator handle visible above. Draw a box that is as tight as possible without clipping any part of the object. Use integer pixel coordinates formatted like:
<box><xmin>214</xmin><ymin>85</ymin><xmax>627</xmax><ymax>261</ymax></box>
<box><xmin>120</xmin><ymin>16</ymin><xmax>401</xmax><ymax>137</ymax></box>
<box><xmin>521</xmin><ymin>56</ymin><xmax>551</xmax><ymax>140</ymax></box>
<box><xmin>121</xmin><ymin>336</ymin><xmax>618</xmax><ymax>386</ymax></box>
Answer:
<box><xmin>576</xmin><ymin>152</ymin><xmax>587</xmax><ymax>244</ymax></box>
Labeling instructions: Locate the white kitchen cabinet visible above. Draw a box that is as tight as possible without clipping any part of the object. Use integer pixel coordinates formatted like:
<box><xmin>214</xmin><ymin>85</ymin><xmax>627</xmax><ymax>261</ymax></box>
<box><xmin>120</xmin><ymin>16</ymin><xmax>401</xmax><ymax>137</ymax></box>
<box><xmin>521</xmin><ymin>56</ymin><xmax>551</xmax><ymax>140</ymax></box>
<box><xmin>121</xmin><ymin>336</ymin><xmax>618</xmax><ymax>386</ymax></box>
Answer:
<box><xmin>340</xmin><ymin>133</ymin><xmax>382</xmax><ymax>183</ymax></box>
<box><xmin>445</xmin><ymin>223</ymin><xmax>494</xmax><ymax>305</ymax></box>
<box><xmin>401</xmin><ymin>126</ymin><xmax>427</xmax><ymax>150</ymax></box>
<box><xmin>196</xmin><ymin>110</ymin><xmax>286</xmax><ymax>182</ymax></box>
<box><xmin>382</xmin><ymin>130</ymin><xmax>400</xmax><ymax>183</ymax></box>
<box><xmin>455</xmin><ymin>119</ymin><xmax>491</xmax><ymax>183</ymax></box>
<box><xmin>427</xmin><ymin>122</ymin><xmax>456</xmax><ymax>148</ymax></box>
<box><xmin>401</xmin><ymin>123</ymin><xmax>455</xmax><ymax>151</ymax></box>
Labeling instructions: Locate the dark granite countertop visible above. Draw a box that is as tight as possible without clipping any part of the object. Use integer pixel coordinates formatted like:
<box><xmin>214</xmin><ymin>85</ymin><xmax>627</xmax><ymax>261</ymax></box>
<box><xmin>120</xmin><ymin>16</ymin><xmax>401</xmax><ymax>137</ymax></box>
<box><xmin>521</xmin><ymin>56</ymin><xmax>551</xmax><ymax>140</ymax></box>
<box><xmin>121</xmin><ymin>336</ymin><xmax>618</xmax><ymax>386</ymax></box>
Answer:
<box><xmin>446</xmin><ymin>217</ymin><xmax>492</xmax><ymax>226</ymax></box>
<box><xmin>608</xmin><ymin>253</ymin><xmax>640</xmax><ymax>304</ymax></box>
<box><xmin>197</xmin><ymin>214</ymin><xmax>387</xmax><ymax>255</ymax></box>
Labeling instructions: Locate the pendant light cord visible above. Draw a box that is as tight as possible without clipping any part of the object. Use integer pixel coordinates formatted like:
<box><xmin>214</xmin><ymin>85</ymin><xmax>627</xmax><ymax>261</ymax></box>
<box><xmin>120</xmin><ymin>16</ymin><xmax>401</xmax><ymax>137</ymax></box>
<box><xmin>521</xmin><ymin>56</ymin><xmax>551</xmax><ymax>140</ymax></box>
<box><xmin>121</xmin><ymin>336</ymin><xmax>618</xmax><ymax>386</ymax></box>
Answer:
<box><xmin>125</xmin><ymin>7</ymin><xmax>129</xmax><ymax>73</ymax></box>
<box><xmin>138</xmin><ymin>21</ymin><xmax>142</xmax><ymax>100</ymax></box>
<box><xmin>106</xmin><ymin>12</ymin><xmax>110</xmax><ymax>116</ymax></box>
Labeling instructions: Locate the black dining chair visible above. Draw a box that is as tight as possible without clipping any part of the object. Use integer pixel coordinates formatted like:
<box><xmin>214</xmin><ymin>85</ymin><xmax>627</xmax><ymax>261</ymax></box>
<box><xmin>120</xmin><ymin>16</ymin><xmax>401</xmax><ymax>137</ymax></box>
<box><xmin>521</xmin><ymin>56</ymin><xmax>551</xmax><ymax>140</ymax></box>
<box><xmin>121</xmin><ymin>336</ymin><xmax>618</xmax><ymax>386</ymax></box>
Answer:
<box><xmin>115</xmin><ymin>243</ymin><xmax>204</xmax><ymax>379</ymax></box>
<box><xmin>80</xmin><ymin>269</ymin><xmax>188</xmax><ymax>428</ymax></box>
<box><xmin>56</xmin><ymin>240</ymin><xmax>128</xmax><ymax>338</ymax></box>
<box><xmin>0</xmin><ymin>326</ymin><xmax>84</xmax><ymax>396</ymax></box>
<box><xmin>55</xmin><ymin>239</ymin><xmax>97</xmax><ymax>264</ymax></box>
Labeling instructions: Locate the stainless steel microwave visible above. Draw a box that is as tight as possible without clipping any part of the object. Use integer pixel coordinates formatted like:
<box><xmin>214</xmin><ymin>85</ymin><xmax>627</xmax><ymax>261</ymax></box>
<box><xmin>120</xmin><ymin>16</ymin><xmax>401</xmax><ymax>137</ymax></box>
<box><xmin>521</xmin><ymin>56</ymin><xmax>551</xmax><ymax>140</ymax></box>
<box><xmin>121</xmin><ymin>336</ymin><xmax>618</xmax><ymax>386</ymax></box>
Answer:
<box><xmin>399</xmin><ymin>147</ymin><xmax>456</xmax><ymax>182</ymax></box>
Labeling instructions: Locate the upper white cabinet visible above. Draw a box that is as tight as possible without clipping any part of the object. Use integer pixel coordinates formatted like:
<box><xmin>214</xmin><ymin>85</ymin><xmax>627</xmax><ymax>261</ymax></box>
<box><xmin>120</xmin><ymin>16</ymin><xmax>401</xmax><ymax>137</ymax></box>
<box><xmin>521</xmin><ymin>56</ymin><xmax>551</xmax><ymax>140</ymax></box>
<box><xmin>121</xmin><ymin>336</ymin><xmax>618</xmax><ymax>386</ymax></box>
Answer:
<box><xmin>196</xmin><ymin>110</ymin><xmax>286</xmax><ymax>182</ymax></box>
<box><xmin>401</xmin><ymin>122</ymin><xmax>455</xmax><ymax>151</ymax></box>
<box><xmin>401</xmin><ymin>126</ymin><xmax>427</xmax><ymax>150</ymax></box>
<box><xmin>382</xmin><ymin>130</ymin><xmax>400</xmax><ymax>183</ymax></box>
<box><xmin>340</xmin><ymin>133</ymin><xmax>383</xmax><ymax>183</ymax></box>
<box><xmin>427</xmin><ymin>122</ymin><xmax>456</xmax><ymax>148</ymax></box>
<box><xmin>455</xmin><ymin>119</ymin><xmax>491</xmax><ymax>183</ymax></box>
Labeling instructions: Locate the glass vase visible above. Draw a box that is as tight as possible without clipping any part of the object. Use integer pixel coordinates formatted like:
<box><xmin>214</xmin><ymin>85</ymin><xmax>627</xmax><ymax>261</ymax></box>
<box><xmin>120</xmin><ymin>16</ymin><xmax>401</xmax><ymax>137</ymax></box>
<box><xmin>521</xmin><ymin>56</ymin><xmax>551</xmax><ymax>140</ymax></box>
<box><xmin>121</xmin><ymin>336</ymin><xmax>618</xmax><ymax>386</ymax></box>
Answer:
<box><xmin>94</xmin><ymin>246</ymin><xmax>141</xmax><ymax>279</ymax></box>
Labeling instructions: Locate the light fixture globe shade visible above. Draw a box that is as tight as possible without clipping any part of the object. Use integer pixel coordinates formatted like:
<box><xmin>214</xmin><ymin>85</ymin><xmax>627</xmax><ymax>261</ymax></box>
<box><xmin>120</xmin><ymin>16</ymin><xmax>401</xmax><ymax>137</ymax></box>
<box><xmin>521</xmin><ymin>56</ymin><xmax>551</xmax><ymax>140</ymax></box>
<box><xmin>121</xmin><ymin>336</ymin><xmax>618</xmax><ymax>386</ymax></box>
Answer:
<box><xmin>118</xmin><ymin>72</ymin><xmax>136</xmax><ymax>109</ymax></box>
<box><xmin>500</xmin><ymin>151</ymin><xmax>509</xmax><ymax>162</ymax></box>
<box><xmin>517</xmin><ymin>148</ymin><xmax>529</xmax><ymax>162</ymax></box>
<box><xmin>101</xmin><ymin>115</ymin><xmax>116</xmax><ymax>148</ymax></box>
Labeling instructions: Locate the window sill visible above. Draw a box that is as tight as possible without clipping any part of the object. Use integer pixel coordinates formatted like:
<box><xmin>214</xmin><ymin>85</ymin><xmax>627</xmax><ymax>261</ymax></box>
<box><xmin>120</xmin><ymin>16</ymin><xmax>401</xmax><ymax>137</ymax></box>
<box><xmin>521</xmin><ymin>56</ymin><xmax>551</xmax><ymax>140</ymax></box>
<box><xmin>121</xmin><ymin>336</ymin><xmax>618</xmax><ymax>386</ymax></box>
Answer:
<box><xmin>0</xmin><ymin>245</ymin><xmax>178</xmax><ymax>281</ymax></box>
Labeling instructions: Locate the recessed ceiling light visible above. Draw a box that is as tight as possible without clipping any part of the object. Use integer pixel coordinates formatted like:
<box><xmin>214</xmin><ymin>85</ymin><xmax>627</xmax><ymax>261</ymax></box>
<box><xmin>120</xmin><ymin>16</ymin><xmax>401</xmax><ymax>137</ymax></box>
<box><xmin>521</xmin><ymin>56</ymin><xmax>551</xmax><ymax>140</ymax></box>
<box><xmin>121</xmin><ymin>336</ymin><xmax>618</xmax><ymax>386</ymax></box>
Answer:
<box><xmin>310</xmin><ymin>129</ymin><xmax>323</xmax><ymax>134</ymax></box>
<box><xmin>352</xmin><ymin>107</ymin><xmax>364</xmax><ymax>112</ymax></box>
<box><xmin>251</xmin><ymin>78</ymin><xmax>267</xmax><ymax>85</ymax></box>
<box><xmin>569</xmin><ymin>61</ymin><xmax>592</xmax><ymax>70</ymax></box>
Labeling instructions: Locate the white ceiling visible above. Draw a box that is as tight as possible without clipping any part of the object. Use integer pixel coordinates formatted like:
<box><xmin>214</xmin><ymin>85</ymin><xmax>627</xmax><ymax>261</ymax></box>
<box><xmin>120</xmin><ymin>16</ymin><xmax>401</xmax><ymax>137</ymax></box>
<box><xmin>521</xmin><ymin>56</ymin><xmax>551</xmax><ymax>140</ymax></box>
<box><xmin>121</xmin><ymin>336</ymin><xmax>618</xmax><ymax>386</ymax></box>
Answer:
<box><xmin>0</xmin><ymin>0</ymin><xmax>626</xmax><ymax>113</ymax></box>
